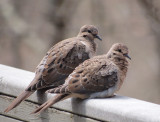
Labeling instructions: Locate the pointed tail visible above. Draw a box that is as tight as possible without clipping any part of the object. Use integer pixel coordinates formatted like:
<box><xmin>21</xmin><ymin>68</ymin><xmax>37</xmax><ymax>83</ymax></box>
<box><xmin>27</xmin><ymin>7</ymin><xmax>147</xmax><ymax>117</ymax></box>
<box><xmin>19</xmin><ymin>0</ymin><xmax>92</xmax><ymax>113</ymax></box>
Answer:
<box><xmin>31</xmin><ymin>94</ymin><xmax>70</xmax><ymax>114</ymax></box>
<box><xmin>4</xmin><ymin>91</ymin><xmax>34</xmax><ymax>113</ymax></box>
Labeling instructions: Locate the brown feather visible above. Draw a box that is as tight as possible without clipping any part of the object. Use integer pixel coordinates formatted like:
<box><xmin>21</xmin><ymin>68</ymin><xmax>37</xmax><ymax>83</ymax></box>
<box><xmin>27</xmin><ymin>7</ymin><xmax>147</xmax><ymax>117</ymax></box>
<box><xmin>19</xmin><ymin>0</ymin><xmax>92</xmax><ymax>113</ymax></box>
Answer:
<box><xmin>49</xmin><ymin>57</ymin><xmax>119</xmax><ymax>94</ymax></box>
<box><xmin>31</xmin><ymin>94</ymin><xmax>70</xmax><ymax>114</ymax></box>
<box><xmin>4</xmin><ymin>91</ymin><xmax>33</xmax><ymax>113</ymax></box>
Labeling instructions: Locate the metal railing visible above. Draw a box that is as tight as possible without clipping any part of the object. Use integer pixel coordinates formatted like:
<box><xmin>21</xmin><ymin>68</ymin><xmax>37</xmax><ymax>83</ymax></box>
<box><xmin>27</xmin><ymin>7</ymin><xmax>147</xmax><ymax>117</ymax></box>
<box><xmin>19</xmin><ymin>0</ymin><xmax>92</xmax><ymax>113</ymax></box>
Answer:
<box><xmin>0</xmin><ymin>64</ymin><xmax>160</xmax><ymax>122</ymax></box>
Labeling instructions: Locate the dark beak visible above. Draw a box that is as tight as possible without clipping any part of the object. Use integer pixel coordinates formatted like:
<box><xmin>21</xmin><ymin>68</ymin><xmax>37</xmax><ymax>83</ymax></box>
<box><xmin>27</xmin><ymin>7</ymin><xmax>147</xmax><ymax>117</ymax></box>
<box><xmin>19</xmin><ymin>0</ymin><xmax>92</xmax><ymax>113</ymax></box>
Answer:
<box><xmin>124</xmin><ymin>54</ymin><xmax>131</xmax><ymax>60</ymax></box>
<box><xmin>95</xmin><ymin>35</ymin><xmax>102</xmax><ymax>41</ymax></box>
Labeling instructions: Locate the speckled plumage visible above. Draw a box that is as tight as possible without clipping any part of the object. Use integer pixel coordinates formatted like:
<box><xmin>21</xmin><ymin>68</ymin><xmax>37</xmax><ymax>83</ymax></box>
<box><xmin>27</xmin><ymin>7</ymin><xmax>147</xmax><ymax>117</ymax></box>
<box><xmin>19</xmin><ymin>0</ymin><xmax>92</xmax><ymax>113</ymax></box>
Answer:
<box><xmin>4</xmin><ymin>25</ymin><xmax>101</xmax><ymax>113</ymax></box>
<box><xmin>32</xmin><ymin>43</ymin><xmax>131</xmax><ymax>114</ymax></box>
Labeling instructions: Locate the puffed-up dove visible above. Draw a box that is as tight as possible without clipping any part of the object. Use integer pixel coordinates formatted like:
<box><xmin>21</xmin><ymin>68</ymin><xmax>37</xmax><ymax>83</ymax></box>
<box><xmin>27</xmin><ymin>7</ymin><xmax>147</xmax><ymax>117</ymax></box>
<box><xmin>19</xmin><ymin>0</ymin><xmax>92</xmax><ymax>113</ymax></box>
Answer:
<box><xmin>31</xmin><ymin>43</ymin><xmax>131</xmax><ymax>114</ymax></box>
<box><xmin>4</xmin><ymin>25</ymin><xmax>102</xmax><ymax>113</ymax></box>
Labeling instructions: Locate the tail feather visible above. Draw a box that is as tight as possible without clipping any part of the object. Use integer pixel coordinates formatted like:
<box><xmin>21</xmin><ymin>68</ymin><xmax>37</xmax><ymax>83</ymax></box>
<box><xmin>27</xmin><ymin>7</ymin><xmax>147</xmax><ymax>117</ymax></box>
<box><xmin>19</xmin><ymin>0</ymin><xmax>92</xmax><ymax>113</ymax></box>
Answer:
<box><xmin>31</xmin><ymin>94</ymin><xmax>69</xmax><ymax>114</ymax></box>
<box><xmin>4</xmin><ymin>91</ymin><xmax>34</xmax><ymax>113</ymax></box>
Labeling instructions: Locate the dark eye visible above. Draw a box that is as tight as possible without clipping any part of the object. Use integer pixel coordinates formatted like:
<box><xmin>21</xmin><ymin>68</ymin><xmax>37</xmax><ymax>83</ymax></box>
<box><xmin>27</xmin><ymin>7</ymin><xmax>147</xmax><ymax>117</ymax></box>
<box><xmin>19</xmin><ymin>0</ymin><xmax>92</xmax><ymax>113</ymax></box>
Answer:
<box><xmin>88</xmin><ymin>30</ymin><xmax>91</xmax><ymax>33</ymax></box>
<box><xmin>118</xmin><ymin>49</ymin><xmax>122</xmax><ymax>52</ymax></box>
<box><xmin>83</xmin><ymin>35</ymin><xmax>87</xmax><ymax>37</ymax></box>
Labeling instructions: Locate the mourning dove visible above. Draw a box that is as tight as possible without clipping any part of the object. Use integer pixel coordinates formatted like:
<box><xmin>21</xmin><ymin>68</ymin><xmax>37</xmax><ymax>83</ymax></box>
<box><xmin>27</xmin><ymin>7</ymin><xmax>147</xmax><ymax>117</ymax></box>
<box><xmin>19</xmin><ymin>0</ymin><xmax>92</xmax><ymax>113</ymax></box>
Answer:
<box><xmin>31</xmin><ymin>43</ymin><xmax>131</xmax><ymax>114</ymax></box>
<box><xmin>4</xmin><ymin>25</ymin><xmax>102</xmax><ymax>113</ymax></box>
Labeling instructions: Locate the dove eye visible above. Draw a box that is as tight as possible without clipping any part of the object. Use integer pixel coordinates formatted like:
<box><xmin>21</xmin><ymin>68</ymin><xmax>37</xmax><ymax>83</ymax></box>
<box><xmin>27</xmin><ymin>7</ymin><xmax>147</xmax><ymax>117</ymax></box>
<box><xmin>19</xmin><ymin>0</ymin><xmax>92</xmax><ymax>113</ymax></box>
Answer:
<box><xmin>118</xmin><ymin>49</ymin><xmax>122</xmax><ymax>53</ymax></box>
<box><xmin>88</xmin><ymin>30</ymin><xmax>91</xmax><ymax>33</ymax></box>
<box><xmin>83</xmin><ymin>35</ymin><xmax>87</xmax><ymax>37</ymax></box>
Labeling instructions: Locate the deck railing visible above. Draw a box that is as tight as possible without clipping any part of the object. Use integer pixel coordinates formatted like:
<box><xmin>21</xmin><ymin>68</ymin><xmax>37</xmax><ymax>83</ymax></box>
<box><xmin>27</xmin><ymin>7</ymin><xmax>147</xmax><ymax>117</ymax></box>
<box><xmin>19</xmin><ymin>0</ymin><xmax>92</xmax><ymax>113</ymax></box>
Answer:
<box><xmin>0</xmin><ymin>64</ymin><xmax>160</xmax><ymax>122</ymax></box>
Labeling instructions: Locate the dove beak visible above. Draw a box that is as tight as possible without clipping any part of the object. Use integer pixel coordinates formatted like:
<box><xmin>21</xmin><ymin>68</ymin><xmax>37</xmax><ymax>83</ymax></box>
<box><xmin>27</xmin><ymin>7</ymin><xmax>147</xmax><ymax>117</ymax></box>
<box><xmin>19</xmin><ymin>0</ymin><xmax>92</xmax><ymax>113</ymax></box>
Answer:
<box><xmin>124</xmin><ymin>54</ymin><xmax>131</xmax><ymax>60</ymax></box>
<box><xmin>95</xmin><ymin>35</ymin><xmax>102</xmax><ymax>41</ymax></box>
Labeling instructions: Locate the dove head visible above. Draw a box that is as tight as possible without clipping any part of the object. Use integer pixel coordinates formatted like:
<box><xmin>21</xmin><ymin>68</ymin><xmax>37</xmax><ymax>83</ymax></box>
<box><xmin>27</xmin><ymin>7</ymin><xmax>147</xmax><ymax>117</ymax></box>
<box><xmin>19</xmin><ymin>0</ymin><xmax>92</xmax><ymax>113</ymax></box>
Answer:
<box><xmin>78</xmin><ymin>25</ymin><xmax>102</xmax><ymax>41</ymax></box>
<box><xmin>107</xmin><ymin>43</ymin><xmax>131</xmax><ymax>73</ymax></box>
<box><xmin>108</xmin><ymin>43</ymin><xmax>131</xmax><ymax>60</ymax></box>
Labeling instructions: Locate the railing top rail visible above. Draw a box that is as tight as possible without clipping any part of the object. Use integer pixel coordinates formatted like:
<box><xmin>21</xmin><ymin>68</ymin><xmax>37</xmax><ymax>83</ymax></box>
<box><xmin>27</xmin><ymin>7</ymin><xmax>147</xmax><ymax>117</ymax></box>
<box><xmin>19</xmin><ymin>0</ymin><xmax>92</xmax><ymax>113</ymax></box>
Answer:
<box><xmin>0</xmin><ymin>64</ymin><xmax>160</xmax><ymax>122</ymax></box>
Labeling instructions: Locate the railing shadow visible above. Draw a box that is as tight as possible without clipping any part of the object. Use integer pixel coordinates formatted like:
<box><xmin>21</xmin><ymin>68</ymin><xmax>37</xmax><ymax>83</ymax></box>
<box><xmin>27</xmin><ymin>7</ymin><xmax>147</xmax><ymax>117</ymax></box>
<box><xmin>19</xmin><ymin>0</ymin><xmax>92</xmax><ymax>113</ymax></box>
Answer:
<box><xmin>71</xmin><ymin>98</ymin><xmax>87</xmax><ymax>122</ymax></box>
<box><xmin>36</xmin><ymin>90</ymin><xmax>50</xmax><ymax>122</ymax></box>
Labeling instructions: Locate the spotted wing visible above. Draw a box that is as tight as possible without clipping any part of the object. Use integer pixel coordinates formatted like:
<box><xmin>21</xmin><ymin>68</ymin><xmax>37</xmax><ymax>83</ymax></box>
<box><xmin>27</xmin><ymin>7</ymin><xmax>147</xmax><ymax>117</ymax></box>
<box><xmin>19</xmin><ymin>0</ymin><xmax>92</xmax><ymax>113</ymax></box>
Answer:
<box><xmin>52</xmin><ymin>56</ymin><xmax>119</xmax><ymax>94</ymax></box>
<box><xmin>26</xmin><ymin>38</ymin><xmax>90</xmax><ymax>91</ymax></box>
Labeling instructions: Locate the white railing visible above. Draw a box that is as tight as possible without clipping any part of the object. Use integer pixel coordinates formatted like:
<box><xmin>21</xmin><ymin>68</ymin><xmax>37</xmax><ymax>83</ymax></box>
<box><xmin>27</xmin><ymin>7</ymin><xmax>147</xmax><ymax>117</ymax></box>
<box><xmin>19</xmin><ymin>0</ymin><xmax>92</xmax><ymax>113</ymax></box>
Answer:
<box><xmin>0</xmin><ymin>64</ymin><xmax>160</xmax><ymax>122</ymax></box>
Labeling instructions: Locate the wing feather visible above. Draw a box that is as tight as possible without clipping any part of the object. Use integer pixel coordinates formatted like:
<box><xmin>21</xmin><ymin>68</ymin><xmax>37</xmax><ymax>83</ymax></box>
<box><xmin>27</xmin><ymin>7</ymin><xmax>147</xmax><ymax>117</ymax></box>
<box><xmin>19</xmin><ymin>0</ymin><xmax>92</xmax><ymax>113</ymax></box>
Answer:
<box><xmin>27</xmin><ymin>38</ymin><xmax>91</xmax><ymax>91</ymax></box>
<box><xmin>50</xmin><ymin>56</ymin><xmax>119</xmax><ymax>94</ymax></box>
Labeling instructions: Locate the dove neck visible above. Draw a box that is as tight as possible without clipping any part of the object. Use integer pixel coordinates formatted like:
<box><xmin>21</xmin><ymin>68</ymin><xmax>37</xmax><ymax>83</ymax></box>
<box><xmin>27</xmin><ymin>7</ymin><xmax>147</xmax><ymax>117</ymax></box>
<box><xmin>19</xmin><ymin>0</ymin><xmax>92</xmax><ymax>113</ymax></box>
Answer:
<box><xmin>78</xmin><ymin>35</ymin><xmax>97</xmax><ymax>52</ymax></box>
<box><xmin>85</xmin><ymin>39</ymin><xmax>97</xmax><ymax>52</ymax></box>
<box><xmin>110</xmin><ymin>57</ymin><xmax>128</xmax><ymax>76</ymax></box>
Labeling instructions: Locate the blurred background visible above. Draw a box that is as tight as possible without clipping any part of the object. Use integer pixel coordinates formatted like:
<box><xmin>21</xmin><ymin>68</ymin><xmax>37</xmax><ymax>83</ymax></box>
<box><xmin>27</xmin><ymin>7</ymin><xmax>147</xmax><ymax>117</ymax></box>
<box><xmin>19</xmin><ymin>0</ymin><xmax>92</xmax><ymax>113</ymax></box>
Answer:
<box><xmin>0</xmin><ymin>0</ymin><xmax>159</xmax><ymax>104</ymax></box>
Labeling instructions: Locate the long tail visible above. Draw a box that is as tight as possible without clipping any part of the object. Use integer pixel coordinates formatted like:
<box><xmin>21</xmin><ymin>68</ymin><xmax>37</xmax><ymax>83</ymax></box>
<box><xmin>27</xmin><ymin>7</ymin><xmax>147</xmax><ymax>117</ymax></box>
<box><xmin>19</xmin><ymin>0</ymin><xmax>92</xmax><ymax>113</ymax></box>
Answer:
<box><xmin>31</xmin><ymin>94</ymin><xmax>70</xmax><ymax>114</ymax></box>
<box><xmin>4</xmin><ymin>91</ymin><xmax>34</xmax><ymax>113</ymax></box>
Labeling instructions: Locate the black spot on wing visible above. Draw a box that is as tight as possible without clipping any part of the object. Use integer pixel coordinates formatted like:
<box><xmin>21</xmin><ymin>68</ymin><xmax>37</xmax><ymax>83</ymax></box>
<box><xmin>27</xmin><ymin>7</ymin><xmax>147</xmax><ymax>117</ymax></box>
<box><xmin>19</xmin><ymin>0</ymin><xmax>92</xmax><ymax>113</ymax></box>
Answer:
<box><xmin>59</xmin><ymin>64</ymin><xmax>63</xmax><ymax>68</ymax></box>
<box><xmin>26</xmin><ymin>87</ymin><xmax>32</xmax><ymax>91</ymax></box>
<box><xmin>75</xmin><ymin>74</ymin><xmax>80</xmax><ymax>77</ymax></box>
<box><xmin>57</xmin><ymin>58</ymin><xmax>61</xmax><ymax>64</ymax></box>
<box><xmin>82</xmin><ymin>52</ymin><xmax>89</xmax><ymax>60</ymax></box>
<box><xmin>47</xmin><ymin>68</ymin><xmax>54</xmax><ymax>73</ymax></box>
<box><xmin>36</xmin><ymin>81</ymin><xmax>42</xmax><ymax>88</ymax></box>
<box><xmin>83</xmin><ymin>78</ymin><xmax>87</xmax><ymax>82</ymax></box>
<box><xmin>72</xmin><ymin>80</ymin><xmax>79</xmax><ymax>83</ymax></box>
<box><xmin>48</xmin><ymin>59</ymin><xmax>56</xmax><ymax>66</ymax></box>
